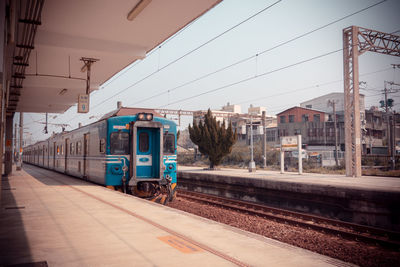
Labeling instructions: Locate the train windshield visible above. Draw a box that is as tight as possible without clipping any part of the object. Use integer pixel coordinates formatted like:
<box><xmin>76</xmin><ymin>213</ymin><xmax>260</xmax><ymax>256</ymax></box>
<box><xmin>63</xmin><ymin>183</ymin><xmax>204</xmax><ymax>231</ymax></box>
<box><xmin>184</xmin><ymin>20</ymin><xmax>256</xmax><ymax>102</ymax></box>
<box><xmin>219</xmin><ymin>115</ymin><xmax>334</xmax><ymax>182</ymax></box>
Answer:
<box><xmin>110</xmin><ymin>131</ymin><xmax>129</xmax><ymax>155</ymax></box>
<box><xmin>163</xmin><ymin>133</ymin><xmax>175</xmax><ymax>155</ymax></box>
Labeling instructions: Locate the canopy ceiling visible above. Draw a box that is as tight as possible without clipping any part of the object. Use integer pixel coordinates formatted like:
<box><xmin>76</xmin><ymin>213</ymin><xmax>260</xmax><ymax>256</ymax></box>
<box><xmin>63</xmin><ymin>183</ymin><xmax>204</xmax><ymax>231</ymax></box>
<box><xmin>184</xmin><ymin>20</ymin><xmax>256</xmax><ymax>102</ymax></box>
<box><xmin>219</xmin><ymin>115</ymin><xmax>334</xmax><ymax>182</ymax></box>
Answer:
<box><xmin>9</xmin><ymin>0</ymin><xmax>221</xmax><ymax>113</ymax></box>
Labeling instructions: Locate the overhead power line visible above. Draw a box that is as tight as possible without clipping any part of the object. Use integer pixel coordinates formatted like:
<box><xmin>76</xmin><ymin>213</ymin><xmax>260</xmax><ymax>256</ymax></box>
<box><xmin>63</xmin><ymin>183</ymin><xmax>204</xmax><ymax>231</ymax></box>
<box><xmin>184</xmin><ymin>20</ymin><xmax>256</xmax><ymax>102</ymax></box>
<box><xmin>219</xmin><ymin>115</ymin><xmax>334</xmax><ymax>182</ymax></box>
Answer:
<box><xmin>158</xmin><ymin>49</ymin><xmax>343</xmax><ymax>108</ymax></box>
<box><xmin>127</xmin><ymin>0</ymin><xmax>389</xmax><ymax>106</ymax></box>
<box><xmin>73</xmin><ymin>0</ymin><xmax>282</xmax><ymax>119</ymax></box>
<box><xmin>49</xmin><ymin>0</ymin><xmax>388</xmax><ymax>128</ymax></box>
<box><xmin>100</xmin><ymin>13</ymin><xmax>203</xmax><ymax>89</ymax></box>
<box><xmin>239</xmin><ymin>67</ymin><xmax>392</xmax><ymax>105</ymax></box>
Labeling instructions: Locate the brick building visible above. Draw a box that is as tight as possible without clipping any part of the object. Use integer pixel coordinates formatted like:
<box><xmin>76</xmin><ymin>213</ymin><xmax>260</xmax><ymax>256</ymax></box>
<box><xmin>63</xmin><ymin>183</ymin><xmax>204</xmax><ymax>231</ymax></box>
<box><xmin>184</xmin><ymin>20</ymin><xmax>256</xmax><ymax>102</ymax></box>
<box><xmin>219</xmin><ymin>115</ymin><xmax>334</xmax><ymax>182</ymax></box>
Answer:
<box><xmin>277</xmin><ymin>106</ymin><xmax>344</xmax><ymax>149</ymax></box>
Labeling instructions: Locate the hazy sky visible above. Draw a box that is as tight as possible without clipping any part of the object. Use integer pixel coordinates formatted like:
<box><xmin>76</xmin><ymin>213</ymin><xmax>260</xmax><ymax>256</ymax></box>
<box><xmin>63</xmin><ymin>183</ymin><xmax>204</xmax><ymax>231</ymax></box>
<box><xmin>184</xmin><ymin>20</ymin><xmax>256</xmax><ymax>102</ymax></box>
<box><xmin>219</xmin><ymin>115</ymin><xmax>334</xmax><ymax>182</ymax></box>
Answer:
<box><xmin>21</xmin><ymin>0</ymin><xmax>400</xmax><ymax>144</ymax></box>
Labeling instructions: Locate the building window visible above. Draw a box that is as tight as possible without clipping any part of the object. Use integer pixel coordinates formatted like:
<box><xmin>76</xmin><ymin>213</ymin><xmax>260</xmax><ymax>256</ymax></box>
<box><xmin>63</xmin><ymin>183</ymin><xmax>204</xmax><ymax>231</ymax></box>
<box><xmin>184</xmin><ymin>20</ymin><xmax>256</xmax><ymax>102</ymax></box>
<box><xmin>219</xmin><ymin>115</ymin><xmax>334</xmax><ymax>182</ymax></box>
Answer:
<box><xmin>289</xmin><ymin>115</ymin><xmax>295</xmax><ymax>123</ymax></box>
<box><xmin>313</xmin><ymin>114</ymin><xmax>320</xmax><ymax>122</ymax></box>
<box><xmin>306</xmin><ymin>105</ymin><xmax>312</xmax><ymax>109</ymax></box>
<box><xmin>302</xmin><ymin>114</ymin><xmax>309</xmax><ymax>122</ymax></box>
<box><xmin>294</xmin><ymin>129</ymin><xmax>301</xmax><ymax>135</ymax></box>
<box><xmin>280</xmin><ymin>116</ymin><xmax>286</xmax><ymax>123</ymax></box>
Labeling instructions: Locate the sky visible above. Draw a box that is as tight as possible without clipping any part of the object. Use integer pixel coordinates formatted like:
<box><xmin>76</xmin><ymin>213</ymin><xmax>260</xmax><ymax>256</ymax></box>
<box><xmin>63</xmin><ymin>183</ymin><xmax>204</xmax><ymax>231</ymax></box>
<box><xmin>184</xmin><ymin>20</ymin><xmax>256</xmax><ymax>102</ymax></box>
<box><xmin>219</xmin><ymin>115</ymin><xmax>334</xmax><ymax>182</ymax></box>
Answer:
<box><xmin>19</xmin><ymin>0</ymin><xmax>400</xmax><ymax>144</ymax></box>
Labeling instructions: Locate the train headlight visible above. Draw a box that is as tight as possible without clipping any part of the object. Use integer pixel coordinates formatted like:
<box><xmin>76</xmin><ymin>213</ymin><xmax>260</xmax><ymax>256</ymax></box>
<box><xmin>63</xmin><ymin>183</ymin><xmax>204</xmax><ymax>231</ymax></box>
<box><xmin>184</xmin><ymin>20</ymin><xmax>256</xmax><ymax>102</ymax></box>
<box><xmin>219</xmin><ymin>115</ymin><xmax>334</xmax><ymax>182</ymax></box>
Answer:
<box><xmin>137</xmin><ymin>113</ymin><xmax>153</xmax><ymax>121</ymax></box>
<box><xmin>145</xmin><ymin>113</ymin><xmax>153</xmax><ymax>120</ymax></box>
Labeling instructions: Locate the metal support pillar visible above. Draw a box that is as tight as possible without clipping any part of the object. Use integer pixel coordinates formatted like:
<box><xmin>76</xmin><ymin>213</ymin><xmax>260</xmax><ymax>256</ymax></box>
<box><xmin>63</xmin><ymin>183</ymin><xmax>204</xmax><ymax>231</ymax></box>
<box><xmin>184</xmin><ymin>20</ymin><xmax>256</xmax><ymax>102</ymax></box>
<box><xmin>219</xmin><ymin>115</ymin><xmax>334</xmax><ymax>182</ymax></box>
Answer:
<box><xmin>0</xmin><ymin>85</ymin><xmax>4</xmax><ymax>176</ymax></box>
<box><xmin>343</xmin><ymin>26</ymin><xmax>361</xmax><ymax>177</ymax></box>
<box><xmin>343</xmin><ymin>26</ymin><xmax>400</xmax><ymax>177</ymax></box>
<box><xmin>17</xmin><ymin>113</ymin><xmax>23</xmax><ymax>170</ymax></box>
<box><xmin>4</xmin><ymin>115</ymin><xmax>14</xmax><ymax>175</ymax></box>
<box><xmin>262</xmin><ymin>111</ymin><xmax>266</xmax><ymax>168</ymax></box>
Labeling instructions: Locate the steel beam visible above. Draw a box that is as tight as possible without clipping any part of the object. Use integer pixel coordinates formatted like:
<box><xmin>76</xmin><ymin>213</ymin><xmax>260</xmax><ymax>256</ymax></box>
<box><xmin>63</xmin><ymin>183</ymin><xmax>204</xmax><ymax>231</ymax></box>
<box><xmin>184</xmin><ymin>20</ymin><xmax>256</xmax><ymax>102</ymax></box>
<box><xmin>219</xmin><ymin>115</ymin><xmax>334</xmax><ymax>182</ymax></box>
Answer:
<box><xmin>343</xmin><ymin>26</ymin><xmax>400</xmax><ymax>177</ymax></box>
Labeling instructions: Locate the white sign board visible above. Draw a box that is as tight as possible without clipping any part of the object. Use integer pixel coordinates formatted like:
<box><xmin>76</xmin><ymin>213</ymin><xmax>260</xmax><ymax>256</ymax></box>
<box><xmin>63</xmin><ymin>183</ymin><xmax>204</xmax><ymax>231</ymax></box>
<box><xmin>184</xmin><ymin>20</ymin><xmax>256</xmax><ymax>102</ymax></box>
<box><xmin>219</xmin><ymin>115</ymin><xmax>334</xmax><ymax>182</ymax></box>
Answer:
<box><xmin>78</xmin><ymin>94</ymin><xmax>89</xmax><ymax>113</ymax></box>
<box><xmin>281</xmin><ymin>136</ymin><xmax>298</xmax><ymax>151</ymax></box>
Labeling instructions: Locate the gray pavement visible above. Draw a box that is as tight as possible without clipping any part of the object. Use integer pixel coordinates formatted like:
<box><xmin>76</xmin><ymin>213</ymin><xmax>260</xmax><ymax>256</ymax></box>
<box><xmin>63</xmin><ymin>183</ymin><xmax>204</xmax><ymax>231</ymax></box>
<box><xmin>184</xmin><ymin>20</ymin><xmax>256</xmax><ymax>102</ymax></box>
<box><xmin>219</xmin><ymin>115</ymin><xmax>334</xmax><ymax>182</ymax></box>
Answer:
<box><xmin>0</xmin><ymin>165</ymin><xmax>354</xmax><ymax>267</ymax></box>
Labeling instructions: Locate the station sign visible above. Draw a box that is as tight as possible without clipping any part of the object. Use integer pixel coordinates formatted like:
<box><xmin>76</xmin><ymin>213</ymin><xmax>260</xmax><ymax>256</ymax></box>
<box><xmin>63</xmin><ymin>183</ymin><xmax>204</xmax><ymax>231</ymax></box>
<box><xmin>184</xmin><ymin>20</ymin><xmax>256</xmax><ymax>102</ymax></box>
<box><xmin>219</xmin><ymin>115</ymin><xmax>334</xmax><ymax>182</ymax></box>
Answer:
<box><xmin>78</xmin><ymin>94</ymin><xmax>89</xmax><ymax>113</ymax></box>
<box><xmin>281</xmin><ymin>136</ymin><xmax>298</xmax><ymax>151</ymax></box>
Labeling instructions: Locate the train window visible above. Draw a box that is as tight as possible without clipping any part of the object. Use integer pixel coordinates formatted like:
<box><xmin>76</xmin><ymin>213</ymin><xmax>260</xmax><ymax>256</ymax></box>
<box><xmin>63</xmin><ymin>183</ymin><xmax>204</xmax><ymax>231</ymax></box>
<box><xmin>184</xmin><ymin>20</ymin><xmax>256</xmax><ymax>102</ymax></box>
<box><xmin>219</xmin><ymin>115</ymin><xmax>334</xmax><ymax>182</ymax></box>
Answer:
<box><xmin>77</xmin><ymin>141</ymin><xmax>82</xmax><ymax>155</ymax></box>
<box><xmin>99</xmin><ymin>138</ymin><xmax>106</xmax><ymax>153</ymax></box>
<box><xmin>163</xmin><ymin>134</ymin><xmax>175</xmax><ymax>155</ymax></box>
<box><xmin>70</xmin><ymin>143</ymin><xmax>75</xmax><ymax>155</ymax></box>
<box><xmin>110</xmin><ymin>132</ymin><xmax>129</xmax><ymax>155</ymax></box>
<box><xmin>138</xmin><ymin>132</ymin><xmax>149</xmax><ymax>152</ymax></box>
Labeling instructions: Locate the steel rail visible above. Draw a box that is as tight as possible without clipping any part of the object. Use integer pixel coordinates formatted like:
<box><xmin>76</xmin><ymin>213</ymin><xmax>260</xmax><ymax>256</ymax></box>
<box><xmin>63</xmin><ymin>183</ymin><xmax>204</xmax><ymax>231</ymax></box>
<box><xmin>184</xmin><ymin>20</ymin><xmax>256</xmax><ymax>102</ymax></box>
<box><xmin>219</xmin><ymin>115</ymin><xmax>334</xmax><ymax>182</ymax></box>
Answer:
<box><xmin>177</xmin><ymin>189</ymin><xmax>400</xmax><ymax>249</ymax></box>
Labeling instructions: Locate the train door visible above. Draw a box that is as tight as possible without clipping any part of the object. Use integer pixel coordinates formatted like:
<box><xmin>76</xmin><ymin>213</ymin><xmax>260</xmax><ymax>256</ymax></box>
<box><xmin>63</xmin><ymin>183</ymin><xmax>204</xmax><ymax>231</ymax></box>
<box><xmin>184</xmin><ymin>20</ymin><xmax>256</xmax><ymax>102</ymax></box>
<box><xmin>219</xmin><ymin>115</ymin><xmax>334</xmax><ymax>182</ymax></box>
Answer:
<box><xmin>46</xmin><ymin>142</ymin><xmax>49</xmax><ymax>168</ymax></box>
<box><xmin>42</xmin><ymin>145</ymin><xmax>45</xmax><ymax>166</ymax></box>
<box><xmin>136</xmin><ymin>128</ymin><xmax>160</xmax><ymax>178</ymax></box>
<box><xmin>83</xmin><ymin>134</ymin><xmax>89</xmax><ymax>178</ymax></box>
<box><xmin>65</xmin><ymin>139</ymin><xmax>69</xmax><ymax>173</ymax></box>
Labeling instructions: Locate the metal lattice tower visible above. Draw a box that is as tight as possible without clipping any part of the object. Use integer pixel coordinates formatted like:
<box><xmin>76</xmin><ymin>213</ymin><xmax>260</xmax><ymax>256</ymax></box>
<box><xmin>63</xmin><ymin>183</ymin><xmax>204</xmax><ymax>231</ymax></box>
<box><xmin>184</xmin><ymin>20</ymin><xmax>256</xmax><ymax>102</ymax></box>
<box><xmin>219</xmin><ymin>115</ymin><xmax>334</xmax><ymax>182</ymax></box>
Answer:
<box><xmin>343</xmin><ymin>26</ymin><xmax>400</xmax><ymax>177</ymax></box>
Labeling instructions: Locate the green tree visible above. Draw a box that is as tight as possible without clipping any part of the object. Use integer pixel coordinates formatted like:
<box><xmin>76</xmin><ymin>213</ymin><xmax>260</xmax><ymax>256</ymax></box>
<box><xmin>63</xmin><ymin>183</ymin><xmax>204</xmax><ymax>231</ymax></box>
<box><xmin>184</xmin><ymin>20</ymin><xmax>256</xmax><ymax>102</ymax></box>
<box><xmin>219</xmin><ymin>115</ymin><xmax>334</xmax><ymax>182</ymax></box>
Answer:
<box><xmin>188</xmin><ymin>109</ymin><xmax>237</xmax><ymax>169</ymax></box>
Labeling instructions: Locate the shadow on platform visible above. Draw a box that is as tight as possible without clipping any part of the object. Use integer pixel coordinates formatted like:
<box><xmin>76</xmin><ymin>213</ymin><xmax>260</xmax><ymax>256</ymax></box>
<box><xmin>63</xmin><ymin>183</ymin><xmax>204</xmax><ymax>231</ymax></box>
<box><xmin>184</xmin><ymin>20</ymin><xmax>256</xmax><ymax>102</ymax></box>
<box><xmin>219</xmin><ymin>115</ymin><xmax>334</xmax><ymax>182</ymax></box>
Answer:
<box><xmin>0</xmin><ymin>174</ymin><xmax>33</xmax><ymax>266</ymax></box>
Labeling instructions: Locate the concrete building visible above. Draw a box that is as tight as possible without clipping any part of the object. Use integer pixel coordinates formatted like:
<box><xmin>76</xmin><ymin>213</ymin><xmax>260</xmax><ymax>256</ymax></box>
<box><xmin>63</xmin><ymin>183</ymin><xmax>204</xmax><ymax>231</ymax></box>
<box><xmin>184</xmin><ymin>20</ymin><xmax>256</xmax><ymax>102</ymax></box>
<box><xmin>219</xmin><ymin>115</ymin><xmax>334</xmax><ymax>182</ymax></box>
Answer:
<box><xmin>192</xmin><ymin>104</ymin><xmax>277</xmax><ymax>146</ymax></box>
<box><xmin>300</xmin><ymin>92</ymin><xmax>366</xmax><ymax>127</ymax></box>
<box><xmin>364</xmin><ymin>107</ymin><xmax>400</xmax><ymax>155</ymax></box>
<box><xmin>248</xmin><ymin>105</ymin><xmax>266</xmax><ymax>116</ymax></box>
<box><xmin>300</xmin><ymin>92</ymin><xmax>365</xmax><ymax>114</ymax></box>
<box><xmin>221</xmin><ymin>102</ymin><xmax>241</xmax><ymax>113</ymax></box>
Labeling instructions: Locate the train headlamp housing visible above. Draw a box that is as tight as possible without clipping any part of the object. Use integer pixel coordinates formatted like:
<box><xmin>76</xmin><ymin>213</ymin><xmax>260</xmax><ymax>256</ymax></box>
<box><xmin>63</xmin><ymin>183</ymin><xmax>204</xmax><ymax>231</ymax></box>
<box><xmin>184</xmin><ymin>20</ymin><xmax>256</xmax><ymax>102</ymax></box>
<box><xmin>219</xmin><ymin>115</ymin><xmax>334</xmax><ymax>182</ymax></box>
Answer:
<box><xmin>137</xmin><ymin>113</ymin><xmax>153</xmax><ymax>121</ymax></box>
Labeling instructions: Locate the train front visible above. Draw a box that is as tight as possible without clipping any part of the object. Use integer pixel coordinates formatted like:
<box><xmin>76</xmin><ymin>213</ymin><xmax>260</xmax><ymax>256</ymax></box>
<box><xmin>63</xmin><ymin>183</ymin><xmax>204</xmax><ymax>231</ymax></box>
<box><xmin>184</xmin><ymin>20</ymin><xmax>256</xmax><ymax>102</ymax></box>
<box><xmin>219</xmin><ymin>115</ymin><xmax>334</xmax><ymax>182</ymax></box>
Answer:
<box><xmin>126</xmin><ymin>113</ymin><xmax>177</xmax><ymax>204</ymax></box>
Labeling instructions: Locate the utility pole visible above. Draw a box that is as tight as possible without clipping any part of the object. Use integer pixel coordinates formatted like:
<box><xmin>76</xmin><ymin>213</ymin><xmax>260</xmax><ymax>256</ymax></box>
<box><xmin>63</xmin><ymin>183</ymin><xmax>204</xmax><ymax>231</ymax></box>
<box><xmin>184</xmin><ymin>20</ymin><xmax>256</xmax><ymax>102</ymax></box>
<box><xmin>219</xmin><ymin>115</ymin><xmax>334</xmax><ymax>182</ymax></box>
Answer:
<box><xmin>383</xmin><ymin>81</ymin><xmax>400</xmax><ymax>170</ymax></box>
<box><xmin>262</xmin><ymin>111</ymin><xmax>267</xmax><ymax>168</ymax></box>
<box><xmin>328</xmin><ymin>100</ymin><xmax>339</xmax><ymax>166</ymax></box>
<box><xmin>248</xmin><ymin>114</ymin><xmax>256</xmax><ymax>172</ymax></box>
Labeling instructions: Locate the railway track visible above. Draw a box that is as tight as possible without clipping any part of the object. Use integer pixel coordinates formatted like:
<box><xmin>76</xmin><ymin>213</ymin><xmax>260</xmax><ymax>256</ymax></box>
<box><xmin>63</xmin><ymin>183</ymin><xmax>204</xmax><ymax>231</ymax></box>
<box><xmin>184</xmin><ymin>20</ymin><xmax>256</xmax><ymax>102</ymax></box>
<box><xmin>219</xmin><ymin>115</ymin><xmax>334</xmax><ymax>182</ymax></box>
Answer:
<box><xmin>177</xmin><ymin>189</ymin><xmax>400</xmax><ymax>249</ymax></box>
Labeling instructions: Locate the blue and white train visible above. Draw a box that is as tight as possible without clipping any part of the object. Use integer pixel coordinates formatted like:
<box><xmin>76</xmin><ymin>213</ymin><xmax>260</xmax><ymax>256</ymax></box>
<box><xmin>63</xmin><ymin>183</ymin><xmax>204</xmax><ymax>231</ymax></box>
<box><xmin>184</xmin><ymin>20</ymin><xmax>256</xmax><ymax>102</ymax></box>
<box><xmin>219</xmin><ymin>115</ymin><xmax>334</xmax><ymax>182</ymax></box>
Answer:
<box><xmin>23</xmin><ymin>109</ymin><xmax>177</xmax><ymax>204</ymax></box>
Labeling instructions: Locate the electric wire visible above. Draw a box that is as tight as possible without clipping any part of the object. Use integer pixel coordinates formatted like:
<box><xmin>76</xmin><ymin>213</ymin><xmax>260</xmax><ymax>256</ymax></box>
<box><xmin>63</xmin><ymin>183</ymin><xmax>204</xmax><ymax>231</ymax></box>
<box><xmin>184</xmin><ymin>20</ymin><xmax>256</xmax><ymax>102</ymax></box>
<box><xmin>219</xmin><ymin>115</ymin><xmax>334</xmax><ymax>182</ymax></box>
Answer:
<box><xmin>244</xmin><ymin>67</ymin><xmax>392</xmax><ymax>112</ymax></box>
<box><xmin>127</xmin><ymin>0</ymin><xmax>389</xmax><ymax>106</ymax></box>
<box><xmin>100</xmin><ymin>14</ymin><xmax>202</xmax><ymax>89</ymax></box>
<box><xmin>158</xmin><ymin>49</ymin><xmax>343</xmax><ymax>108</ymax></box>
<box><xmin>25</xmin><ymin>0</ymin><xmax>392</xmax><ymax>137</ymax></box>
<box><xmin>63</xmin><ymin>0</ymin><xmax>283</xmax><ymax>123</ymax></box>
<box><xmin>65</xmin><ymin>0</ymin><xmax>385</xmax><ymax>124</ymax></box>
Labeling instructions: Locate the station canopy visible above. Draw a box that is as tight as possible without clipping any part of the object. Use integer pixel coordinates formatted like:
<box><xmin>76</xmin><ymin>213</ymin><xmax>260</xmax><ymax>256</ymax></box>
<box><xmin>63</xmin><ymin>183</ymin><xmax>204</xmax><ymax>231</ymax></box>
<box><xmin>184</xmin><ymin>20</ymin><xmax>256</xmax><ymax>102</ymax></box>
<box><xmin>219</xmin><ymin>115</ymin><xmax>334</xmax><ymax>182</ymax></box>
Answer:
<box><xmin>13</xmin><ymin>0</ymin><xmax>221</xmax><ymax>113</ymax></box>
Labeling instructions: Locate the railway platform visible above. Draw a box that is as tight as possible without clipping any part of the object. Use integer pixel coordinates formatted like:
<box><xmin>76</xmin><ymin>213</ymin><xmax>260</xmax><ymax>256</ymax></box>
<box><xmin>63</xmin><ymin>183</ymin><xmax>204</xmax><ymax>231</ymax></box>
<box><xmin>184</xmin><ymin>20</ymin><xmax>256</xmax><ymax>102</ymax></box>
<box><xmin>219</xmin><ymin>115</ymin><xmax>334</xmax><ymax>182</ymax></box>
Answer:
<box><xmin>178</xmin><ymin>166</ymin><xmax>400</xmax><ymax>231</ymax></box>
<box><xmin>0</xmin><ymin>165</ymin><xmax>351</xmax><ymax>267</ymax></box>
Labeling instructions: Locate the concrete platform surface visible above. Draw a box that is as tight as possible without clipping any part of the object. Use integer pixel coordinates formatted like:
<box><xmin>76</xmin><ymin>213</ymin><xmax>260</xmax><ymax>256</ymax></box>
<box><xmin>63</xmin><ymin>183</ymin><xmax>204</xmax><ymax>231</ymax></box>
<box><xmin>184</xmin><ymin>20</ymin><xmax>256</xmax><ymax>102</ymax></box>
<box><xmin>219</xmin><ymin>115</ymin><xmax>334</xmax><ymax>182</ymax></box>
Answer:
<box><xmin>0</xmin><ymin>165</ymin><xmax>352</xmax><ymax>267</ymax></box>
<box><xmin>178</xmin><ymin>166</ymin><xmax>400</xmax><ymax>192</ymax></box>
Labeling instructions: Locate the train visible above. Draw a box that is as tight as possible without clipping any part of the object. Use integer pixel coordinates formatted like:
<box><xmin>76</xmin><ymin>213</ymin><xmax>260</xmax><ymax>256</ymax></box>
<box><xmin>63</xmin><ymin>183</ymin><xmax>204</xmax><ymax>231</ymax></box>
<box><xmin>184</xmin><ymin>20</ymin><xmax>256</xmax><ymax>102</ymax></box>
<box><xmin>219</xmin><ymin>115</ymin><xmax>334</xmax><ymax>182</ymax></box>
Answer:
<box><xmin>23</xmin><ymin>108</ymin><xmax>177</xmax><ymax>204</ymax></box>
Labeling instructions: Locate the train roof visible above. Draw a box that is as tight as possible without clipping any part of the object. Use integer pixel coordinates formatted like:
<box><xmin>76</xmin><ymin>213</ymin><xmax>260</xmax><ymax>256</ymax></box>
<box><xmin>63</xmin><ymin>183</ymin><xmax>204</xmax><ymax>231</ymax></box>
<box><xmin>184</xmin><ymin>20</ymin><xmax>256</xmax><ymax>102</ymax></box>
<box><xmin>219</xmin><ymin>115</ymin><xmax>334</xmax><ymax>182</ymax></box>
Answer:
<box><xmin>101</xmin><ymin>107</ymin><xmax>162</xmax><ymax>120</ymax></box>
